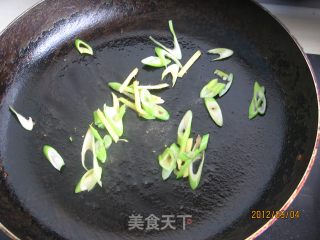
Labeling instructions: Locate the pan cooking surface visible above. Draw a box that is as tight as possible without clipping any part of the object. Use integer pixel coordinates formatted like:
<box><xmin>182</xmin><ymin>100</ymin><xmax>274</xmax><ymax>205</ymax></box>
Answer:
<box><xmin>0</xmin><ymin>1</ymin><xmax>317</xmax><ymax>239</ymax></box>
<box><xmin>2</xmin><ymin>32</ymin><xmax>284</xmax><ymax>240</ymax></box>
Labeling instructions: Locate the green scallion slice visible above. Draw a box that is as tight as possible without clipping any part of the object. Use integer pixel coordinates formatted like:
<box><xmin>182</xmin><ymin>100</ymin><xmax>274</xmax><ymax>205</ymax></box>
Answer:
<box><xmin>177</xmin><ymin>110</ymin><xmax>193</xmax><ymax>151</ymax></box>
<box><xmin>43</xmin><ymin>145</ymin><xmax>65</xmax><ymax>171</ymax></box>
<box><xmin>204</xmin><ymin>98</ymin><xmax>223</xmax><ymax>127</ymax></box>
<box><xmin>249</xmin><ymin>81</ymin><xmax>267</xmax><ymax>119</ymax></box>
<box><xmin>189</xmin><ymin>152</ymin><xmax>205</xmax><ymax>190</ymax></box>
<box><xmin>75</xmin><ymin>39</ymin><xmax>93</xmax><ymax>55</ymax></box>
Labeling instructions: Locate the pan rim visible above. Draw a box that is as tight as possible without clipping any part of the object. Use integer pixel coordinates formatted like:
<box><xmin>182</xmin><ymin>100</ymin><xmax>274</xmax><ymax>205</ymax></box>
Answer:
<box><xmin>0</xmin><ymin>1</ymin><xmax>319</xmax><ymax>239</ymax></box>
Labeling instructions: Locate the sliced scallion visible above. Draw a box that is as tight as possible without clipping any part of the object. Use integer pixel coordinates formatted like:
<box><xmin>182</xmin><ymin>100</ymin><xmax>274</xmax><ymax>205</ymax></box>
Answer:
<box><xmin>249</xmin><ymin>81</ymin><xmax>267</xmax><ymax>119</ymax></box>
<box><xmin>138</xmin><ymin>83</ymin><xmax>170</xmax><ymax>90</ymax></box>
<box><xmin>177</xmin><ymin>110</ymin><xmax>192</xmax><ymax>152</ymax></box>
<box><xmin>75</xmin><ymin>39</ymin><xmax>93</xmax><ymax>55</ymax></box>
<box><xmin>214</xmin><ymin>69</ymin><xmax>229</xmax><ymax>80</ymax></box>
<box><xmin>75</xmin><ymin>168</ymin><xmax>101</xmax><ymax>193</ymax></box>
<box><xmin>141</xmin><ymin>56</ymin><xmax>172</xmax><ymax>67</ymax></box>
<box><xmin>155</xmin><ymin>47</ymin><xmax>182</xmax><ymax>68</ymax></box>
<box><xmin>162</xmin><ymin>64</ymin><xmax>180</xmax><ymax>87</ymax></box>
<box><xmin>177</xmin><ymin>50</ymin><xmax>202</xmax><ymax>78</ymax></box>
<box><xmin>208</xmin><ymin>48</ymin><xmax>233</xmax><ymax>61</ymax></box>
<box><xmin>140</xmin><ymin>89</ymin><xmax>170</xmax><ymax>121</ymax></box>
<box><xmin>149</xmin><ymin>20</ymin><xmax>182</xmax><ymax>60</ymax></box>
<box><xmin>219</xmin><ymin>73</ymin><xmax>233</xmax><ymax>97</ymax></box>
<box><xmin>200</xmin><ymin>79</ymin><xmax>226</xmax><ymax>98</ymax></box>
<box><xmin>133</xmin><ymin>81</ymin><xmax>145</xmax><ymax>116</ymax></box>
<box><xmin>96</xmin><ymin>109</ymin><xmax>119</xmax><ymax>142</ymax></box>
<box><xmin>103</xmin><ymin>135</ymin><xmax>112</xmax><ymax>149</ymax></box>
<box><xmin>9</xmin><ymin>106</ymin><xmax>34</xmax><ymax>131</ymax></box>
<box><xmin>118</xmin><ymin>97</ymin><xmax>155</xmax><ymax>120</ymax></box>
<box><xmin>89</xmin><ymin>125</ymin><xmax>107</xmax><ymax>163</ymax></box>
<box><xmin>204</xmin><ymin>98</ymin><xmax>223</xmax><ymax>127</ymax></box>
<box><xmin>189</xmin><ymin>152</ymin><xmax>205</xmax><ymax>190</ymax></box>
<box><xmin>43</xmin><ymin>145</ymin><xmax>65</xmax><ymax>171</ymax></box>
<box><xmin>119</xmin><ymin>68</ymin><xmax>139</xmax><ymax>93</ymax></box>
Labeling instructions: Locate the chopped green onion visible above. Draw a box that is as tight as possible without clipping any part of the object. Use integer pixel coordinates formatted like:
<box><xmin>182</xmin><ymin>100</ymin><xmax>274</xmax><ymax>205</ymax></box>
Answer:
<box><xmin>155</xmin><ymin>47</ymin><xmax>182</xmax><ymax>68</ymax></box>
<box><xmin>89</xmin><ymin>125</ymin><xmax>103</xmax><ymax>141</ymax></box>
<box><xmin>208</xmin><ymin>48</ymin><xmax>233</xmax><ymax>61</ymax></box>
<box><xmin>141</xmin><ymin>56</ymin><xmax>172</xmax><ymax>67</ymax></box>
<box><xmin>178</xmin><ymin>50</ymin><xmax>202</xmax><ymax>78</ymax></box>
<box><xmin>133</xmin><ymin>81</ymin><xmax>145</xmax><ymax>116</ymax></box>
<box><xmin>95</xmin><ymin>140</ymin><xmax>107</xmax><ymax>163</ymax></box>
<box><xmin>9</xmin><ymin>106</ymin><xmax>34</xmax><ymax>131</ymax></box>
<box><xmin>75</xmin><ymin>168</ymin><xmax>101</xmax><ymax>193</ymax></box>
<box><xmin>195</xmin><ymin>134</ymin><xmax>210</xmax><ymax>154</ymax></box>
<box><xmin>200</xmin><ymin>79</ymin><xmax>226</xmax><ymax>98</ymax></box>
<box><xmin>189</xmin><ymin>152</ymin><xmax>205</xmax><ymax>190</ymax></box>
<box><xmin>149</xmin><ymin>20</ymin><xmax>182</xmax><ymax>60</ymax></box>
<box><xmin>109</xmin><ymin>82</ymin><xmax>134</xmax><ymax>94</ymax></box>
<box><xmin>204</xmin><ymin>98</ymin><xmax>223</xmax><ymax>127</ymax></box>
<box><xmin>214</xmin><ymin>69</ymin><xmax>229</xmax><ymax>81</ymax></box>
<box><xmin>76</xmin><ymin>126</ymin><xmax>103</xmax><ymax>193</ymax></box>
<box><xmin>112</xmin><ymin>92</ymin><xmax>120</xmax><ymax>111</ymax></box>
<box><xmin>138</xmin><ymin>83</ymin><xmax>170</xmax><ymax>90</ymax></box>
<box><xmin>158</xmin><ymin>148</ymin><xmax>176</xmax><ymax>171</ymax></box>
<box><xmin>89</xmin><ymin>125</ymin><xmax>107</xmax><ymax>163</ymax></box>
<box><xmin>140</xmin><ymin>89</ymin><xmax>170</xmax><ymax>121</ymax></box>
<box><xmin>162</xmin><ymin>64</ymin><xmax>180</xmax><ymax>87</ymax></box>
<box><xmin>96</xmin><ymin>109</ymin><xmax>119</xmax><ymax>142</ymax></box>
<box><xmin>177</xmin><ymin>110</ymin><xmax>193</xmax><ymax>151</ymax></box>
<box><xmin>93</xmin><ymin>111</ymin><xmax>105</xmax><ymax>129</ymax></box>
<box><xmin>43</xmin><ymin>145</ymin><xmax>65</xmax><ymax>171</ymax></box>
<box><xmin>75</xmin><ymin>39</ymin><xmax>93</xmax><ymax>55</ymax></box>
<box><xmin>118</xmin><ymin>97</ymin><xmax>155</xmax><ymax>120</ymax></box>
<box><xmin>119</xmin><ymin>68</ymin><xmax>139</xmax><ymax>93</ymax></box>
<box><xmin>249</xmin><ymin>81</ymin><xmax>267</xmax><ymax>119</ymax></box>
<box><xmin>103</xmin><ymin>135</ymin><xmax>112</xmax><ymax>149</ymax></box>
<box><xmin>219</xmin><ymin>73</ymin><xmax>233</xmax><ymax>97</ymax></box>
<box><xmin>103</xmin><ymin>105</ymin><xmax>125</xmax><ymax>137</ymax></box>
<box><xmin>81</xmin><ymin>128</ymin><xmax>95</xmax><ymax>170</ymax></box>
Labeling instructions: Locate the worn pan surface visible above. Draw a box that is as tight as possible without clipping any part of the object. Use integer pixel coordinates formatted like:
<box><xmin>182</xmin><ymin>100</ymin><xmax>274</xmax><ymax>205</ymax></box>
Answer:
<box><xmin>0</xmin><ymin>0</ymin><xmax>318</xmax><ymax>239</ymax></box>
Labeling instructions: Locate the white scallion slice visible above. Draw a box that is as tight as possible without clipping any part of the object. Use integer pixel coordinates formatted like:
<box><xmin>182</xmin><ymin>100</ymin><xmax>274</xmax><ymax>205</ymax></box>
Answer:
<box><xmin>149</xmin><ymin>20</ymin><xmax>182</xmax><ymax>60</ymax></box>
<box><xmin>219</xmin><ymin>74</ymin><xmax>233</xmax><ymax>97</ymax></box>
<box><xmin>81</xmin><ymin>128</ymin><xmax>95</xmax><ymax>170</ymax></box>
<box><xmin>43</xmin><ymin>145</ymin><xmax>65</xmax><ymax>171</ymax></box>
<box><xmin>141</xmin><ymin>56</ymin><xmax>172</xmax><ymax>67</ymax></box>
<box><xmin>178</xmin><ymin>50</ymin><xmax>202</xmax><ymax>78</ymax></box>
<box><xmin>155</xmin><ymin>47</ymin><xmax>182</xmax><ymax>68</ymax></box>
<box><xmin>75</xmin><ymin>39</ymin><xmax>93</xmax><ymax>55</ymax></box>
<box><xmin>119</xmin><ymin>68</ymin><xmax>139</xmax><ymax>93</ymax></box>
<box><xmin>9</xmin><ymin>106</ymin><xmax>34</xmax><ymax>131</ymax></box>
<box><xmin>214</xmin><ymin>69</ymin><xmax>229</xmax><ymax>80</ymax></box>
<box><xmin>75</xmin><ymin>169</ymin><xmax>99</xmax><ymax>193</ymax></box>
<box><xmin>138</xmin><ymin>83</ymin><xmax>170</xmax><ymax>90</ymax></box>
<box><xmin>204</xmin><ymin>98</ymin><xmax>223</xmax><ymax>127</ymax></box>
<box><xmin>208</xmin><ymin>48</ymin><xmax>233</xmax><ymax>61</ymax></box>
<box><xmin>162</xmin><ymin>64</ymin><xmax>180</xmax><ymax>87</ymax></box>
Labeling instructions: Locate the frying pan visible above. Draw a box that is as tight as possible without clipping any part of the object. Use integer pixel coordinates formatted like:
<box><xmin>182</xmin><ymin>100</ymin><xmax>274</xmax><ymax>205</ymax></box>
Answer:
<box><xmin>0</xmin><ymin>0</ymin><xmax>319</xmax><ymax>239</ymax></box>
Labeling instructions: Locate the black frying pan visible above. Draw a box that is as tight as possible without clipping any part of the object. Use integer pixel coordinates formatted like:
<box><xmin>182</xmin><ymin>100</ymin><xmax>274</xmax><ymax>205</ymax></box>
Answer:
<box><xmin>0</xmin><ymin>0</ymin><xmax>319</xmax><ymax>239</ymax></box>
